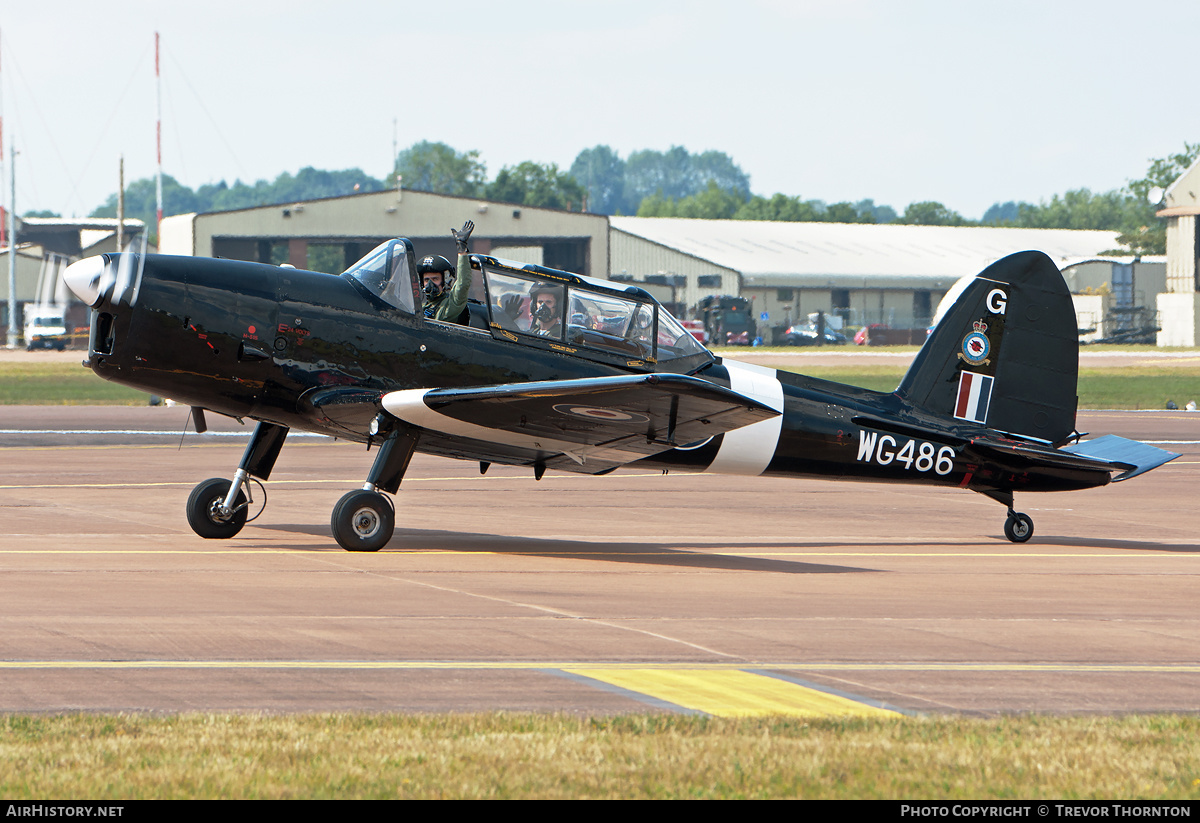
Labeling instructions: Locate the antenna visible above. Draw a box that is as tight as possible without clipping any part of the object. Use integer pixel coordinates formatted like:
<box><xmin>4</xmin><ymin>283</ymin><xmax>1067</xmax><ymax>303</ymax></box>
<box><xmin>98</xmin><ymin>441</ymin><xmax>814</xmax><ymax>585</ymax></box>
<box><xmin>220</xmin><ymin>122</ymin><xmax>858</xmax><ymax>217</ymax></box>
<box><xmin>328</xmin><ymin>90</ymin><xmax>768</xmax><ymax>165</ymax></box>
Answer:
<box><xmin>1147</xmin><ymin>186</ymin><xmax>1165</xmax><ymax>206</ymax></box>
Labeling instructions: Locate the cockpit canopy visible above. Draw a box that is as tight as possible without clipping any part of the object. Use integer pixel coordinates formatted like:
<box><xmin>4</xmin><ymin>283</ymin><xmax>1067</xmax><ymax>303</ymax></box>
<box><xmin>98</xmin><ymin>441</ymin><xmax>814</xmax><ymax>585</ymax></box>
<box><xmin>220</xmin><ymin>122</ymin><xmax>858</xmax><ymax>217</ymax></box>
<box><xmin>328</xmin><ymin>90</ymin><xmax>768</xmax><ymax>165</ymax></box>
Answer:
<box><xmin>344</xmin><ymin>239</ymin><xmax>712</xmax><ymax>370</ymax></box>
<box><xmin>344</xmin><ymin>238</ymin><xmax>420</xmax><ymax>314</ymax></box>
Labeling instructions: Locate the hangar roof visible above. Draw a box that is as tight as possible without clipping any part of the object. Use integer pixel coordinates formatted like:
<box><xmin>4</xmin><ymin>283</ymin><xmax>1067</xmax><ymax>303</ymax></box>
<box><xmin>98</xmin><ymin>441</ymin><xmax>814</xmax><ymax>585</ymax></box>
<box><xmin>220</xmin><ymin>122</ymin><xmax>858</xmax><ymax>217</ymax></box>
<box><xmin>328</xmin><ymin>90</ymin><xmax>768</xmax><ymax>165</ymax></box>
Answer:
<box><xmin>609</xmin><ymin>217</ymin><xmax>1123</xmax><ymax>285</ymax></box>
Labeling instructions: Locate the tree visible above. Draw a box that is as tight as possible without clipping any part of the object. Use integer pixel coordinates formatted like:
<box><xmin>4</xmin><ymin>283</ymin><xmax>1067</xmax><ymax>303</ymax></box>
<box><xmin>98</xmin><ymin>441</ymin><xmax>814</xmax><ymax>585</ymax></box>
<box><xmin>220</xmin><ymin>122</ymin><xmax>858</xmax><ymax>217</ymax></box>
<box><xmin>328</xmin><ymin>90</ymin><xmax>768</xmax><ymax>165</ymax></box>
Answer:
<box><xmin>690</xmin><ymin>150</ymin><xmax>751</xmax><ymax>199</ymax></box>
<box><xmin>637</xmin><ymin>180</ymin><xmax>747</xmax><ymax>219</ymax></box>
<box><xmin>261</xmin><ymin>167</ymin><xmax>384</xmax><ymax>203</ymax></box>
<box><xmin>392</xmin><ymin>141</ymin><xmax>486</xmax><ymax>197</ymax></box>
<box><xmin>824</xmin><ymin>202</ymin><xmax>872</xmax><ymax>223</ymax></box>
<box><xmin>733</xmin><ymin>193</ymin><xmax>823</xmax><ymax>222</ymax></box>
<box><xmin>90</xmin><ymin>174</ymin><xmax>203</xmax><ymax>239</ymax></box>
<box><xmin>897</xmin><ymin>201</ymin><xmax>971</xmax><ymax>226</ymax></box>
<box><xmin>625</xmin><ymin>146</ymin><xmax>750</xmax><ymax>213</ymax></box>
<box><xmin>854</xmin><ymin>199</ymin><xmax>896</xmax><ymax>224</ymax></box>
<box><xmin>1010</xmin><ymin>189</ymin><xmax>1131</xmax><ymax>231</ymax></box>
<box><xmin>570</xmin><ymin>145</ymin><xmax>626</xmax><ymax>214</ymax></box>
<box><xmin>485</xmin><ymin>162</ymin><xmax>586</xmax><ymax>211</ymax></box>
<box><xmin>981</xmin><ymin>201</ymin><xmax>1027</xmax><ymax>225</ymax></box>
<box><xmin>1116</xmin><ymin>142</ymin><xmax>1200</xmax><ymax>255</ymax></box>
<box><xmin>23</xmin><ymin>209</ymin><xmax>62</xmax><ymax>218</ymax></box>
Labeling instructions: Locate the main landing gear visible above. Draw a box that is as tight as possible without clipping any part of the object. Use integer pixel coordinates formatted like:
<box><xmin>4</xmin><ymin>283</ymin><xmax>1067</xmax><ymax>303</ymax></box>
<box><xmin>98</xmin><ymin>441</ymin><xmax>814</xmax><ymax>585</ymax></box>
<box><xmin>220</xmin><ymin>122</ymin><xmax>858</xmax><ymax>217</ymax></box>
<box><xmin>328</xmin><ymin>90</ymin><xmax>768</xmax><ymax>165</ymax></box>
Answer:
<box><xmin>185</xmin><ymin>421</ymin><xmax>288</xmax><ymax>540</ymax></box>
<box><xmin>184</xmin><ymin>417</ymin><xmax>420</xmax><ymax>553</ymax></box>
<box><xmin>981</xmin><ymin>489</ymin><xmax>1034</xmax><ymax>543</ymax></box>
<box><xmin>330</xmin><ymin>422</ymin><xmax>419</xmax><ymax>552</ymax></box>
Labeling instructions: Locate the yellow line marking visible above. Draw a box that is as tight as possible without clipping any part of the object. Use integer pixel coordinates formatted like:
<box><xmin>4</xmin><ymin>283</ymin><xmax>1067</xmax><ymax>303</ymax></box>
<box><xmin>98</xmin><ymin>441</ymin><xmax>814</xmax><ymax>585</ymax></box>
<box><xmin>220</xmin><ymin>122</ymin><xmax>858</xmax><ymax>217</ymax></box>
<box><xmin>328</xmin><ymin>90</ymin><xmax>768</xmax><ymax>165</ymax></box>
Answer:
<box><xmin>0</xmin><ymin>661</ymin><xmax>1196</xmax><ymax>673</ymax></box>
<box><xmin>566</xmin><ymin>668</ymin><xmax>897</xmax><ymax>717</ymax></box>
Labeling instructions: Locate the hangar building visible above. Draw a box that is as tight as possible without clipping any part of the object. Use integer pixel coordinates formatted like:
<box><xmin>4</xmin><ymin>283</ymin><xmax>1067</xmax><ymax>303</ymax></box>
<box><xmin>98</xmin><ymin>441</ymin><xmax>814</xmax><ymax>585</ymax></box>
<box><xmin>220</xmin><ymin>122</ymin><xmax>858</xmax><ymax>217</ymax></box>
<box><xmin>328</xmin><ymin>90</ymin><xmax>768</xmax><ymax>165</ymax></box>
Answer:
<box><xmin>1</xmin><ymin>217</ymin><xmax>145</xmax><ymax>344</ymax></box>
<box><xmin>160</xmin><ymin>188</ymin><xmax>608</xmax><ymax>278</ymax></box>
<box><xmin>610</xmin><ymin>217</ymin><xmax>1125</xmax><ymax>334</ymax></box>
<box><xmin>1154</xmin><ymin>158</ymin><xmax>1200</xmax><ymax>345</ymax></box>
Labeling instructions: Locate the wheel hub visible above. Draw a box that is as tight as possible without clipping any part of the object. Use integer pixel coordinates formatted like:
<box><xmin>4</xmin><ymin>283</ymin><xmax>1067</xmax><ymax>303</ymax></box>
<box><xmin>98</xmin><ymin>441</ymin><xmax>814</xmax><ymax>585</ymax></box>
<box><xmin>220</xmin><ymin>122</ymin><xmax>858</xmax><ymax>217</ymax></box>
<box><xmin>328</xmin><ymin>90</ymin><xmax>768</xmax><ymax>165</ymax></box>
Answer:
<box><xmin>352</xmin><ymin>507</ymin><xmax>381</xmax><ymax>538</ymax></box>
<box><xmin>207</xmin><ymin>499</ymin><xmax>233</xmax><ymax>524</ymax></box>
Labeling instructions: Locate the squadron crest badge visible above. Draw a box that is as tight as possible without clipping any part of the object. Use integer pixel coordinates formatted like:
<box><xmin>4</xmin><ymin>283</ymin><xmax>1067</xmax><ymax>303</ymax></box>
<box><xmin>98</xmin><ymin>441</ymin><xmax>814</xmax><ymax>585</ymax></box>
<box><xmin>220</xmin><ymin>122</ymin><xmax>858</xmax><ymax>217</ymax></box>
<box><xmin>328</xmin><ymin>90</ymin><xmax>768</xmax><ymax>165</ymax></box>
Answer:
<box><xmin>959</xmin><ymin>320</ymin><xmax>991</xmax><ymax>366</ymax></box>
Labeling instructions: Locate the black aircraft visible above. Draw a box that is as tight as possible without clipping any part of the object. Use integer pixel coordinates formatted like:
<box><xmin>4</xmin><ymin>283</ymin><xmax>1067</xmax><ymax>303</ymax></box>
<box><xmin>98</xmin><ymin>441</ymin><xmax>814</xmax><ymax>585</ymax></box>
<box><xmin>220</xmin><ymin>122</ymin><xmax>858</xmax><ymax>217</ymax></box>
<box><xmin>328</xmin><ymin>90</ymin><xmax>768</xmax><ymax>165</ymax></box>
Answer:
<box><xmin>63</xmin><ymin>237</ymin><xmax>1178</xmax><ymax>551</ymax></box>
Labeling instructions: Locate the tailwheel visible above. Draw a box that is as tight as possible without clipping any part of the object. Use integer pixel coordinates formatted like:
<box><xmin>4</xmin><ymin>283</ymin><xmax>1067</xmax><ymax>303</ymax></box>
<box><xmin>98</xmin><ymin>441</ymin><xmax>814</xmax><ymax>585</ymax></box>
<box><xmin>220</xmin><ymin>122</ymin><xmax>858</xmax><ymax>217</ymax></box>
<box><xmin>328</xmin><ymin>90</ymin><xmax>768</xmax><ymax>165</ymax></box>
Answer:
<box><xmin>186</xmin><ymin>477</ymin><xmax>248</xmax><ymax>539</ymax></box>
<box><xmin>1004</xmin><ymin>511</ymin><xmax>1034</xmax><ymax>543</ymax></box>
<box><xmin>331</xmin><ymin>489</ymin><xmax>395</xmax><ymax>552</ymax></box>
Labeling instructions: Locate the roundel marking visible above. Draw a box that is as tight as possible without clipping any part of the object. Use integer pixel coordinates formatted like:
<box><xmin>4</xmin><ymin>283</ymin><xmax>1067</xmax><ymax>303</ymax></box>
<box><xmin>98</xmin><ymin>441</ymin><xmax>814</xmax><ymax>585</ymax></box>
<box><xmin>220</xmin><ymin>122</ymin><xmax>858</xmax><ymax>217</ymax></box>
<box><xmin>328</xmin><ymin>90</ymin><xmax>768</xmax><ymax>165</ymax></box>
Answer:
<box><xmin>961</xmin><ymin>331</ymin><xmax>990</xmax><ymax>365</ymax></box>
<box><xmin>552</xmin><ymin>404</ymin><xmax>649</xmax><ymax>423</ymax></box>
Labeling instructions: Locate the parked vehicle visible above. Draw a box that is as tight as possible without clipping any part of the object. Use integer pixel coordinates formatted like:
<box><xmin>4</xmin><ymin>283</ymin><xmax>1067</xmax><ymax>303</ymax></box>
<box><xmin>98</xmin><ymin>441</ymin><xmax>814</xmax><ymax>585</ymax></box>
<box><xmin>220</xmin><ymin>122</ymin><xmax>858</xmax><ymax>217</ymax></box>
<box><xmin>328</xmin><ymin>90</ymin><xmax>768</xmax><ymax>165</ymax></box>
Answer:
<box><xmin>23</xmin><ymin>305</ymin><xmax>68</xmax><ymax>350</ymax></box>
<box><xmin>781</xmin><ymin>325</ymin><xmax>847</xmax><ymax>346</ymax></box>
<box><xmin>697</xmin><ymin>295</ymin><xmax>755</xmax><ymax>346</ymax></box>
<box><xmin>854</xmin><ymin>323</ymin><xmax>888</xmax><ymax>345</ymax></box>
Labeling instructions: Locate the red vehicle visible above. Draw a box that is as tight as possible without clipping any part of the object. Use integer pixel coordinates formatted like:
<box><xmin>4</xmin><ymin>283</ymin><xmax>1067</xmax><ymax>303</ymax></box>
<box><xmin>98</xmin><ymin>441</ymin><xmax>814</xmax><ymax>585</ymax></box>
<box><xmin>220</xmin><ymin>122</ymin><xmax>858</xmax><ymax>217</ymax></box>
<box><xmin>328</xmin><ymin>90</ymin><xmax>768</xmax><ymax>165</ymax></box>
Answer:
<box><xmin>854</xmin><ymin>324</ymin><xmax>888</xmax><ymax>345</ymax></box>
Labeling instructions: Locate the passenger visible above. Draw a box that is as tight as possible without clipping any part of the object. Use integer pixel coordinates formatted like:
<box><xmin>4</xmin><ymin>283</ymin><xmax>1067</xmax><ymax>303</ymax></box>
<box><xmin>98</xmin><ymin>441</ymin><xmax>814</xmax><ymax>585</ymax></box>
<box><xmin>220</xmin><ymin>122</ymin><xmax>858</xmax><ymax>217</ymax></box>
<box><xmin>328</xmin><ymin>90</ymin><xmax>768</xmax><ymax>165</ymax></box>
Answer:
<box><xmin>528</xmin><ymin>283</ymin><xmax>563</xmax><ymax>338</ymax></box>
<box><xmin>496</xmin><ymin>292</ymin><xmax>528</xmax><ymax>331</ymax></box>
<box><xmin>421</xmin><ymin>220</ymin><xmax>475</xmax><ymax>324</ymax></box>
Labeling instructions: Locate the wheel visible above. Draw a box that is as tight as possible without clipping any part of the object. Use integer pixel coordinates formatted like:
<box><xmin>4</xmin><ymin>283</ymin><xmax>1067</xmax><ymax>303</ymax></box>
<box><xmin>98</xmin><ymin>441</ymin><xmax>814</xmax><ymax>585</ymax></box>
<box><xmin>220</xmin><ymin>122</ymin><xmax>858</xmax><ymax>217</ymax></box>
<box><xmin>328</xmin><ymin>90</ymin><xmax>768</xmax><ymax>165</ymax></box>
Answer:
<box><xmin>331</xmin><ymin>490</ymin><xmax>395</xmax><ymax>552</ymax></box>
<box><xmin>1004</xmin><ymin>512</ymin><xmax>1034</xmax><ymax>543</ymax></box>
<box><xmin>186</xmin><ymin>478</ymin><xmax>247</xmax><ymax>539</ymax></box>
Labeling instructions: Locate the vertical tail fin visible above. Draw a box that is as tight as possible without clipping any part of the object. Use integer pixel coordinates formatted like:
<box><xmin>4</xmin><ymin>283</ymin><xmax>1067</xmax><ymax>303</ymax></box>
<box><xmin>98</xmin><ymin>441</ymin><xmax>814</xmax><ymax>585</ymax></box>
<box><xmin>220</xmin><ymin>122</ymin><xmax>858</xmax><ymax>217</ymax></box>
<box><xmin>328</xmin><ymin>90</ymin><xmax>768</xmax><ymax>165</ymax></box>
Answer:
<box><xmin>896</xmin><ymin>251</ymin><xmax>1078</xmax><ymax>444</ymax></box>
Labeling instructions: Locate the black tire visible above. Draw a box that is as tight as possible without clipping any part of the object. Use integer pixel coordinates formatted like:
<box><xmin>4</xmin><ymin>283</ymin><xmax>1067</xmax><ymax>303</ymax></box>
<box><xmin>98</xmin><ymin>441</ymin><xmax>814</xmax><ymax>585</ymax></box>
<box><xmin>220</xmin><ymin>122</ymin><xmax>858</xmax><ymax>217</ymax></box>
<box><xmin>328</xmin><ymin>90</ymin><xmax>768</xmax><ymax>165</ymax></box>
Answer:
<box><xmin>186</xmin><ymin>478</ymin><xmax>248</xmax><ymax>539</ymax></box>
<box><xmin>331</xmin><ymin>490</ymin><xmax>394</xmax><ymax>552</ymax></box>
<box><xmin>1004</xmin><ymin>512</ymin><xmax>1034</xmax><ymax>543</ymax></box>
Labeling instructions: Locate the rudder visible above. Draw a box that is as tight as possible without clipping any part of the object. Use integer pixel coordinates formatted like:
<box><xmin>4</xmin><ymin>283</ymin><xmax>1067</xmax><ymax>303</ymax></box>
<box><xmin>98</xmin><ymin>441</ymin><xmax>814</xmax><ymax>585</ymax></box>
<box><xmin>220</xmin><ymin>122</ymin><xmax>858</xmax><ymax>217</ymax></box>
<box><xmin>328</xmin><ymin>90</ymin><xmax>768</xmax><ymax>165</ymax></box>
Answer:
<box><xmin>896</xmin><ymin>251</ymin><xmax>1078</xmax><ymax>444</ymax></box>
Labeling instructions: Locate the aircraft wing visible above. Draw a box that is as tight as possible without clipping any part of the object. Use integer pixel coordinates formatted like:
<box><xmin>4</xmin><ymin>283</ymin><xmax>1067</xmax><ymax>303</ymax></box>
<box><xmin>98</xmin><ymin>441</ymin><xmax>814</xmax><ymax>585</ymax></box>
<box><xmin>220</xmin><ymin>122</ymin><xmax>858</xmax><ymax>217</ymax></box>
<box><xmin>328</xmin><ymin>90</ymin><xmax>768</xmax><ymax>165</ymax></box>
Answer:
<box><xmin>380</xmin><ymin>373</ymin><xmax>779</xmax><ymax>471</ymax></box>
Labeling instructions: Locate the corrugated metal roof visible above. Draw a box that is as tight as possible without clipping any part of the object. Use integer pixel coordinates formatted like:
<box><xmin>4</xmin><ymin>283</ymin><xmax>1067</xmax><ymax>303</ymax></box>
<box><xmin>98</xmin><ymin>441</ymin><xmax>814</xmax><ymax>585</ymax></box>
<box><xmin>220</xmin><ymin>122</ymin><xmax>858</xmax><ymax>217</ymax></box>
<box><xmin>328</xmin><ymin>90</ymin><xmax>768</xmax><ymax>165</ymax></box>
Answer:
<box><xmin>610</xmin><ymin>217</ymin><xmax>1122</xmax><ymax>282</ymax></box>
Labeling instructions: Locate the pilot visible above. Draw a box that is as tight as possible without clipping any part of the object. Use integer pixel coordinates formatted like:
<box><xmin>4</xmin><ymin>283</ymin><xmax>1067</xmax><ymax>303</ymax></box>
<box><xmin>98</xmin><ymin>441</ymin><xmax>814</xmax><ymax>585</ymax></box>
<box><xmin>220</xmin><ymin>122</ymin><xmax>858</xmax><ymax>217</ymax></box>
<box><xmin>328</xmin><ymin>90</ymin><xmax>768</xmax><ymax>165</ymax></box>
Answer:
<box><xmin>421</xmin><ymin>220</ymin><xmax>475</xmax><ymax>324</ymax></box>
<box><xmin>528</xmin><ymin>283</ymin><xmax>563</xmax><ymax>338</ymax></box>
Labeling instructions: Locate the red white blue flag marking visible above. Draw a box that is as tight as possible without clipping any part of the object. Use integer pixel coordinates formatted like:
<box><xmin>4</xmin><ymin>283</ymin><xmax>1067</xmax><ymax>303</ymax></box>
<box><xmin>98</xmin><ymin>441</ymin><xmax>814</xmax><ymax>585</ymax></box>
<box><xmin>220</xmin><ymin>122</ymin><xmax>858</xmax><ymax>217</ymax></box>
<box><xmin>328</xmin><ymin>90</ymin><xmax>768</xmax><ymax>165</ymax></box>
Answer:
<box><xmin>954</xmin><ymin>371</ymin><xmax>993</xmax><ymax>424</ymax></box>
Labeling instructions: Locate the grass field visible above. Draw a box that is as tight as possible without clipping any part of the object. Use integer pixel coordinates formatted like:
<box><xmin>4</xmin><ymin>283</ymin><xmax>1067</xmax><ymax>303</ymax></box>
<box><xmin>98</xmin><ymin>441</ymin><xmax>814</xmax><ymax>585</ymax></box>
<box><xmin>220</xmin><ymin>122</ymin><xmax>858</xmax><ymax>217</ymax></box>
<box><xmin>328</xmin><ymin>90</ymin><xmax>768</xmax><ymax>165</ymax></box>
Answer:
<box><xmin>2</xmin><ymin>713</ymin><xmax>1197</xmax><ymax>800</ymax></box>
<box><xmin>5</xmin><ymin>358</ymin><xmax>1199</xmax><ymax>410</ymax></box>
<box><xmin>0</xmin><ymin>362</ymin><xmax>152</xmax><ymax>405</ymax></box>
<box><xmin>788</xmin><ymin>365</ymin><xmax>1200</xmax><ymax>410</ymax></box>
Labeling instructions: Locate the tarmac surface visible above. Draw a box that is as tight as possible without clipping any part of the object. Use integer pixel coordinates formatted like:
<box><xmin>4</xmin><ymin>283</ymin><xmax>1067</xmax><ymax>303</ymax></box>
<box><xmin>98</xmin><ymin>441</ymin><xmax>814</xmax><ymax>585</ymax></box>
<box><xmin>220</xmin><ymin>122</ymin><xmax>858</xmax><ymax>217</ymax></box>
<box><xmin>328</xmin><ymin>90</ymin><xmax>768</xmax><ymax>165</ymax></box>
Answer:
<box><xmin>1</xmin><ymin>404</ymin><xmax>1198</xmax><ymax>716</ymax></box>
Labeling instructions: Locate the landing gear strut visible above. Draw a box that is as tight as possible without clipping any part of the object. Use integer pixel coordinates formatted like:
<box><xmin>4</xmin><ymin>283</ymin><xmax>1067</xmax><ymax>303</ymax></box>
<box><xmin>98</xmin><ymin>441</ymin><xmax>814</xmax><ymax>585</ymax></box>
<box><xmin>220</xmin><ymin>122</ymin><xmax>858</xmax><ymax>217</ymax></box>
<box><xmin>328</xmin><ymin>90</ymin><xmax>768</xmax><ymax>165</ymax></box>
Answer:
<box><xmin>185</xmin><ymin>420</ymin><xmax>288</xmax><ymax>539</ymax></box>
<box><xmin>330</xmin><ymin>423</ymin><xmax>419</xmax><ymax>552</ymax></box>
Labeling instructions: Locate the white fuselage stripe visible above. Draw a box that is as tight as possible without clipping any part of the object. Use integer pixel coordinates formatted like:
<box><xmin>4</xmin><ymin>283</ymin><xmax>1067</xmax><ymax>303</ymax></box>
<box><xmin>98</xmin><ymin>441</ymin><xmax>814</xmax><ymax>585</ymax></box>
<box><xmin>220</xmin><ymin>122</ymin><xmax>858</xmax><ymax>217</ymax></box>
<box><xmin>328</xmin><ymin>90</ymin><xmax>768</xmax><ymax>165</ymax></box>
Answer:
<box><xmin>382</xmin><ymin>389</ymin><xmax>628</xmax><ymax>465</ymax></box>
<box><xmin>705</xmin><ymin>360</ymin><xmax>785</xmax><ymax>476</ymax></box>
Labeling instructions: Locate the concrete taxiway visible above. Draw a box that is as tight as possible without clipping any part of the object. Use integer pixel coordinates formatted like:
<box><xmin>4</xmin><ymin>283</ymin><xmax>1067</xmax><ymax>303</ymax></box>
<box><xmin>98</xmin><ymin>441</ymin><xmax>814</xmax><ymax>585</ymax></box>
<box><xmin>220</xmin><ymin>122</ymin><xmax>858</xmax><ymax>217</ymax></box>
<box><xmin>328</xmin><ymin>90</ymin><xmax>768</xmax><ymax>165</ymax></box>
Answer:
<box><xmin>1</xmin><ymin>405</ymin><xmax>1197</xmax><ymax>716</ymax></box>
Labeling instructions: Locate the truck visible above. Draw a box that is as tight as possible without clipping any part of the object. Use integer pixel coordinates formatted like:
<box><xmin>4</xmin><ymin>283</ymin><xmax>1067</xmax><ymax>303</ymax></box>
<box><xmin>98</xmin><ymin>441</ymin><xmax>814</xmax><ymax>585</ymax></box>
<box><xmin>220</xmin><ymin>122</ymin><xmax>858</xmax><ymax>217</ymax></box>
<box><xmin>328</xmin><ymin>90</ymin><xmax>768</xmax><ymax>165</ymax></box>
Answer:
<box><xmin>23</xmin><ymin>304</ymin><xmax>68</xmax><ymax>350</ymax></box>
<box><xmin>697</xmin><ymin>295</ymin><xmax>755</xmax><ymax>346</ymax></box>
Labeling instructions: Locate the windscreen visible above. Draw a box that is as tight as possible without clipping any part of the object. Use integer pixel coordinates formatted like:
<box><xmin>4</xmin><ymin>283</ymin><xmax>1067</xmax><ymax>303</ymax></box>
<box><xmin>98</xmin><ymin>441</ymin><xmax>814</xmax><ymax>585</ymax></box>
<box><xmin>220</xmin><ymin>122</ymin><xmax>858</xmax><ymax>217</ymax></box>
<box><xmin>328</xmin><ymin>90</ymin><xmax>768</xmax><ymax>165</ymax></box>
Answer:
<box><xmin>344</xmin><ymin>240</ymin><xmax>418</xmax><ymax>313</ymax></box>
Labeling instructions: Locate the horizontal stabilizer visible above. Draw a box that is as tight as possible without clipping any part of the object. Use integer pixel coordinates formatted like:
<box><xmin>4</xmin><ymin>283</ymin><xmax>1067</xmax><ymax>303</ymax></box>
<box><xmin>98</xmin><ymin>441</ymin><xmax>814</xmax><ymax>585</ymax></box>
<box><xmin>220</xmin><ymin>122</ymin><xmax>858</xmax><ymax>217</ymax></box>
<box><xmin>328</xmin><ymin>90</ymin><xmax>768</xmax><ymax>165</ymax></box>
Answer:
<box><xmin>1062</xmin><ymin>435</ymin><xmax>1181</xmax><ymax>481</ymax></box>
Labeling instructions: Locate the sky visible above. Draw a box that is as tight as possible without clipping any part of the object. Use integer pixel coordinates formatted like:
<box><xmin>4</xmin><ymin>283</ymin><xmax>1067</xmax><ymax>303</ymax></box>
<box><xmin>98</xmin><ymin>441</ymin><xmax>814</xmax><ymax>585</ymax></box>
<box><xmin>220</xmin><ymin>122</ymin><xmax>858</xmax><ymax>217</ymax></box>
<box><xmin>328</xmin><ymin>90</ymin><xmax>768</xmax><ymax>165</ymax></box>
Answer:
<box><xmin>3</xmin><ymin>0</ymin><xmax>1199</xmax><ymax>221</ymax></box>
